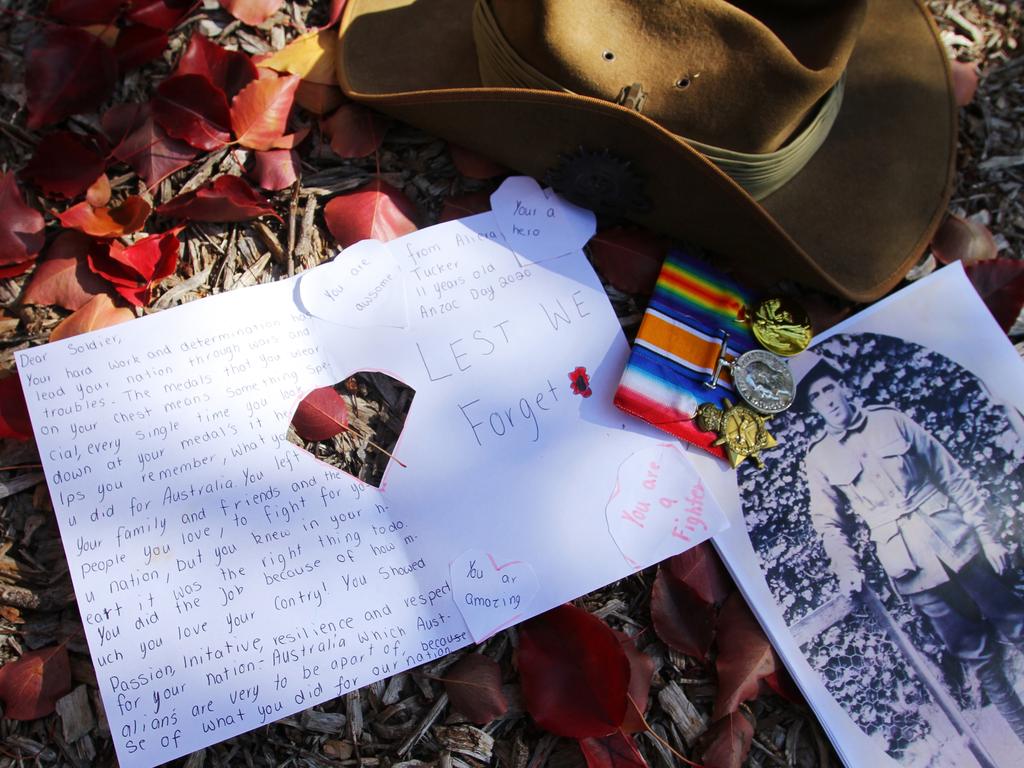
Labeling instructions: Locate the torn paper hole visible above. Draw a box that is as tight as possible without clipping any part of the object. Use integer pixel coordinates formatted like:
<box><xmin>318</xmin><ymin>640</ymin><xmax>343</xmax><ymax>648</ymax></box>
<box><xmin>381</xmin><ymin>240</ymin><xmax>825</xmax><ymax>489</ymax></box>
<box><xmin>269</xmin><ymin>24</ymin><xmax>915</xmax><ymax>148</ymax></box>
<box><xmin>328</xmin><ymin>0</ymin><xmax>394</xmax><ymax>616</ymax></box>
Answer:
<box><xmin>450</xmin><ymin>549</ymin><xmax>539</xmax><ymax>643</ymax></box>
<box><xmin>298</xmin><ymin>239</ymin><xmax>408</xmax><ymax>328</ymax></box>
<box><xmin>605</xmin><ymin>443</ymin><xmax>721</xmax><ymax>568</ymax></box>
<box><xmin>490</xmin><ymin>176</ymin><xmax>596</xmax><ymax>266</ymax></box>
<box><xmin>287</xmin><ymin>373</ymin><xmax>415</xmax><ymax>488</ymax></box>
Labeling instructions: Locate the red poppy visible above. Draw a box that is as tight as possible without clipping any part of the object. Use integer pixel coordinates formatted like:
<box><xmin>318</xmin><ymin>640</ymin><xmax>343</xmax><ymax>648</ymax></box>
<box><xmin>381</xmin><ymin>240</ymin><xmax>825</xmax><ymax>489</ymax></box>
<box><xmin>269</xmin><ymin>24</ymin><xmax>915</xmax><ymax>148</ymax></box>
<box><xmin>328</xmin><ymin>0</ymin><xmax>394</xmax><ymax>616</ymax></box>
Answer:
<box><xmin>569</xmin><ymin>366</ymin><xmax>592</xmax><ymax>398</ymax></box>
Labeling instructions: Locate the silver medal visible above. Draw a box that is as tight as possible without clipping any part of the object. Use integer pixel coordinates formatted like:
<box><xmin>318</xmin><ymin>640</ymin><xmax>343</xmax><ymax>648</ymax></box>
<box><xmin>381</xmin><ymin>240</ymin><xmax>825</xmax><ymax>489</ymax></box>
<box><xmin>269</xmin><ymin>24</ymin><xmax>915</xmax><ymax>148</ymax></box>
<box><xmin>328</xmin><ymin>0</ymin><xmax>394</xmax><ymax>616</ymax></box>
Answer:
<box><xmin>731</xmin><ymin>350</ymin><xmax>795</xmax><ymax>414</ymax></box>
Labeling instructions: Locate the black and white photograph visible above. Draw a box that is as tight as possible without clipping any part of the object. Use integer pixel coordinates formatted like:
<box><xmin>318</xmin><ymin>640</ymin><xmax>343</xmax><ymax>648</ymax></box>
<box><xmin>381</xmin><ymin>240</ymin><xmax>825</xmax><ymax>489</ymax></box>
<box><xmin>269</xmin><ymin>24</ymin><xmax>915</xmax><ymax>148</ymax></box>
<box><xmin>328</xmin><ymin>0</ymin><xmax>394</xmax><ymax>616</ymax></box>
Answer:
<box><xmin>739</xmin><ymin>328</ymin><xmax>1024</xmax><ymax>767</ymax></box>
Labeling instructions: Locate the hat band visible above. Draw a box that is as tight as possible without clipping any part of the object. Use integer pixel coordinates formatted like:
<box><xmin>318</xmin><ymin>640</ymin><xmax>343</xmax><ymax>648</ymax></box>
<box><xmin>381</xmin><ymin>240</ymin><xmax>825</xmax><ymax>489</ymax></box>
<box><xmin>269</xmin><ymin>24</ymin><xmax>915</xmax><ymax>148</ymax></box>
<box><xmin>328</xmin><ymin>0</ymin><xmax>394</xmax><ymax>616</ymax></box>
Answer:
<box><xmin>472</xmin><ymin>0</ymin><xmax>844</xmax><ymax>201</ymax></box>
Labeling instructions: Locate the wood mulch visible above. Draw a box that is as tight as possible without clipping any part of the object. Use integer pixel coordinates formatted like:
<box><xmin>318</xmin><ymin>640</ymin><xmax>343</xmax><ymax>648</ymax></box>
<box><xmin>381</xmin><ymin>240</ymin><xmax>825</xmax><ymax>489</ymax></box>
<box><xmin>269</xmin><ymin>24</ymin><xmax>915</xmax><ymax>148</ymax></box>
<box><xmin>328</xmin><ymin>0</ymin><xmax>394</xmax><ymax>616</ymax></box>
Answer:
<box><xmin>0</xmin><ymin>1</ymin><xmax>1021</xmax><ymax>767</ymax></box>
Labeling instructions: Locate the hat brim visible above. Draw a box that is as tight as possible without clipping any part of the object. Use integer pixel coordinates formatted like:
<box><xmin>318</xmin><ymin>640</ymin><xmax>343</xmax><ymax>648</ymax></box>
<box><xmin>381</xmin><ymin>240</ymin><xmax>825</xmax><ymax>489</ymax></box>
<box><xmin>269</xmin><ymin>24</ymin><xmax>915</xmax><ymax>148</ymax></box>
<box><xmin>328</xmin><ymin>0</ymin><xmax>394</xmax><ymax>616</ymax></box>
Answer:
<box><xmin>337</xmin><ymin>0</ymin><xmax>956</xmax><ymax>302</ymax></box>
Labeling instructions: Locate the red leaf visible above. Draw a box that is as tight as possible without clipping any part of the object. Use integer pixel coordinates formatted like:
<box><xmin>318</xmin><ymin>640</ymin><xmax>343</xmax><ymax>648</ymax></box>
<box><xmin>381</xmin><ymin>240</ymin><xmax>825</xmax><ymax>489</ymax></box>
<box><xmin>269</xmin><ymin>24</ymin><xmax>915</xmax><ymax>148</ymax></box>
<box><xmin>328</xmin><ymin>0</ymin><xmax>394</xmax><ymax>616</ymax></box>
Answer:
<box><xmin>57</xmin><ymin>196</ymin><xmax>152</xmax><ymax>238</ymax></box>
<box><xmin>713</xmin><ymin>592</ymin><xmax>777</xmax><ymax>720</ymax></box>
<box><xmin>650</xmin><ymin>565</ymin><xmax>716</xmax><ymax>660</ymax></box>
<box><xmin>450</xmin><ymin>144</ymin><xmax>507</xmax><ymax>180</ymax></box>
<box><xmin>25</xmin><ymin>27</ymin><xmax>118</xmax><ymax>129</ymax></box>
<box><xmin>664</xmin><ymin>542</ymin><xmax>733</xmax><ymax>605</ymax></box>
<box><xmin>176</xmin><ymin>33</ymin><xmax>257</xmax><ymax>100</ymax></box>
<box><xmin>220</xmin><ymin>0</ymin><xmax>284</xmax><ymax>25</ymax></box>
<box><xmin>50</xmin><ymin>293</ymin><xmax>135</xmax><ymax>341</ymax></box>
<box><xmin>252</xmin><ymin>149</ymin><xmax>299</xmax><ymax>191</ymax></box>
<box><xmin>153</xmin><ymin>74</ymin><xmax>231</xmax><ymax>151</ymax></box>
<box><xmin>439</xmin><ymin>192</ymin><xmax>492</xmax><ymax>223</ymax></box>
<box><xmin>157</xmin><ymin>175</ymin><xmax>278</xmax><ymax>222</ymax></box>
<box><xmin>87</xmin><ymin>229</ymin><xmax>182</xmax><ymax>306</ymax></box>
<box><xmin>931</xmin><ymin>213</ymin><xmax>998</xmax><ymax>266</ymax></box>
<box><xmin>578</xmin><ymin>732</ymin><xmax>648</xmax><ymax>768</ymax></box>
<box><xmin>22</xmin><ymin>131</ymin><xmax>107</xmax><ymax>200</ymax></box>
<box><xmin>86</xmin><ymin>174</ymin><xmax>112</xmax><ymax>207</ymax></box>
<box><xmin>102</xmin><ymin>102</ymin><xmax>147</xmax><ymax>146</ymax></box>
<box><xmin>231</xmin><ymin>73</ymin><xmax>301</xmax><ymax>150</ymax></box>
<box><xmin>0</xmin><ymin>173</ymin><xmax>45</xmax><ymax>267</ymax></box>
<box><xmin>762</xmin><ymin>668</ymin><xmax>803</xmax><ymax>706</ymax></box>
<box><xmin>698</xmin><ymin>712</ymin><xmax>754</xmax><ymax>768</ymax></box>
<box><xmin>108</xmin><ymin>104</ymin><xmax>199</xmax><ymax>189</ymax></box>
<box><xmin>0</xmin><ymin>260</ymin><xmax>37</xmax><ymax>278</ymax></box>
<box><xmin>115</xmin><ymin>24</ymin><xmax>168</xmax><ymax>70</ymax></box>
<box><xmin>291</xmin><ymin>386</ymin><xmax>350</xmax><ymax>441</ymax></box>
<box><xmin>951</xmin><ymin>61</ymin><xmax>979</xmax><ymax>107</ymax></box>
<box><xmin>518</xmin><ymin>604</ymin><xmax>631</xmax><ymax>738</ymax></box>
<box><xmin>295</xmin><ymin>81</ymin><xmax>345</xmax><ymax>115</ymax></box>
<box><xmin>323</xmin><ymin>102</ymin><xmax>388</xmax><ymax>158</ymax></box>
<box><xmin>0</xmin><ymin>375</ymin><xmax>33</xmax><ymax>442</ymax></box>
<box><xmin>22</xmin><ymin>231</ymin><xmax>110</xmax><ymax>311</ymax></box>
<box><xmin>47</xmin><ymin>0</ymin><xmax>124</xmax><ymax>24</ymax></box>
<box><xmin>965</xmin><ymin>258</ymin><xmax>1024</xmax><ymax>333</ymax></box>
<box><xmin>127</xmin><ymin>0</ymin><xmax>198</xmax><ymax>30</ymax></box>
<box><xmin>0</xmin><ymin>645</ymin><xmax>71</xmax><ymax>719</ymax></box>
<box><xmin>614</xmin><ymin>631</ymin><xmax>654</xmax><ymax>734</ymax></box>
<box><xmin>443</xmin><ymin>654</ymin><xmax>508</xmax><ymax>725</ymax></box>
<box><xmin>589</xmin><ymin>227</ymin><xmax>669</xmax><ymax>295</ymax></box>
<box><xmin>327</xmin><ymin>0</ymin><xmax>346</xmax><ymax>26</ymax></box>
<box><xmin>324</xmin><ymin>179</ymin><xmax>417</xmax><ymax>247</ymax></box>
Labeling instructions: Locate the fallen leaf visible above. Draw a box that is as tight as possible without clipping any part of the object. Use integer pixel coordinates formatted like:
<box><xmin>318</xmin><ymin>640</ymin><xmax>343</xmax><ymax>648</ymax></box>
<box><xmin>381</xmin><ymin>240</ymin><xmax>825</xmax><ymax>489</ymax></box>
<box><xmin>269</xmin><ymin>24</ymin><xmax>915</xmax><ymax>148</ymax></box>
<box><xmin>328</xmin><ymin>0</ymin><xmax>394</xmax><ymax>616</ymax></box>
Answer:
<box><xmin>931</xmin><ymin>213</ymin><xmax>998</xmax><ymax>265</ymax></box>
<box><xmin>578</xmin><ymin>732</ymin><xmax>648</xmax><ymax>768</ymax></box>
<box><xmin>102</xmin><ymin>102</ymin><xmax>147</xmax><ymax>147</ymax></box>
<box><xmin>713</xmin><ymin>592</ymin><xmax>777</xmax><ymax>720</ymax></box>
<box><xmin>114</xmin><ymin>24</ymin><xmax>169</xmax><ymax>70</ymax></box>
<box><xmin>127</xmin><ymin>0</ymin><xmax>198</xmax><ymax>30</ymax></box>
<box><xmin>220</xmin><ymin>0</ymin><xmax>284</xmax><ymax>25</ymax></box>
<box><xmin>260</xmin><ymin>28</ymin><xmax>337</xmax><ymax>85</ymax></box>
<box><xmin>47</xmin><ymin>0</ymin><xmax>124</xmax><ymax>24</ymax></box>
<box><xmin>57</xmin><ymin>196</ymin><xmax>152</xmax><ymax>238</ymax></box>
<box><xmin>762</xmin><ymin>668</ymin><xmax>803</xmax><ymax>706</ymax></box>
<box><xmin>22</xmin><ymin>131</ymin><xmax>107</xmax><ymax>199</ymax></box>
<box><xmin>295</xmin><ymin>81</ymin><xmax>345</xmax><ymax>115</ymax></box>
<box><xmin>0</xmin><ymin>173</ymin><xmax>45</xmax><ymax>269</ymax></box>
<box><xmin>951</xmin><ymin>60</ymin><xmax>980</xmax><ymax>107</ymax></box>
<box><xmin>86</xmin><ymin>174</ymin><xmax>112</xmax><ymax>207</ymax></box>
<box><xmin>327</xmin><ymin>0</ymin><xmax>346</xmax><ymax>26</ymax></box>
<box><xmin>323</xmin><ymin>103</ymin><xmax>388</xmax><ymax>158</ymax></box>
<box><xmin>517</xmin><ymin>604</ymin><xmax>631</xmax><ymax>738</ymax></box>
<box><xmin>108</xmin><ymin>104</ymin><xmax>200</xmax><ymax>189</ymax></box>
<box><xmin>450</xmin><ymin>144</ymin><xmax>507</xmax><ymax>180</ymax></box>
<box><xmin>0</xmin><ymin>375</ymin><xmax>33</xmax><ymax>442</ymax></box>
<box><xmin>698</xmin><ymin>712</ymin><xmax>754</xmax><ymax>768</ymax></box>
<box><xmin>965</xmin><ymin>258</ymin><xmax>1024</xmax><ymax>333</ymax></box>
<box><xmin>153</xmin><ymin>74</ymin><xmax>232</xmax><ymax>151</ymax></box>
<box><xmin>291</xmin><ymin>386</ymin><xmax>350</xmax><ymax>441</ymax></box>
<box><xmin>87</xmin><ymin>228</ymin><xmax>183</xmax><ymax>306</ymax></box>
<box><xmin>22</xmin><ymin>231</ymin><xmax>110</xmax><ymax>311</ymax></box>
<box><xmin>25</xmin><ymin>26</ymin><xmax>118</xmax><ymax>129</ymax></box>
<box><xmin>231</xmin><ymin>73</ymin><xmax>301</xmax><ymax>150</ymax></box>
<box><xmin>443</xmin><ymin>654</ymin><xmax>508</xmax><ymax>725</ymax></box>
<box><xmin>588</xmin><ymin>227</ymin><xmax>669</xmax><ymax>295</ymax></box>
<box><xmin>176</xmin><ymin>33</ymin><xmax>258</xmax><ymax>100</ymax></box>
<box><xmin>252</xmin><ymin>149</ymin><xmax>299</xmax><ymax>191</ymax></box>
<box><xmin>324</xmin><ymin>179</ymin><xmax>417</xmax><ymax>246</ymax></box>
<box><xmin>81</xmin><ymin>23</ymin><xmax>121</xmax><ymax>47</ymax></box>
<box><xmin>439</xmin><ymin>192</ymin><xmax>492</xmax><ymax>223</ymax></box>
<box><xmin>157</xmin><ymin>175</ymin><xmax>278</xmax><ymax>221</ymax></box>
<box><xmin>650</xmin><ymin>564</ymin><xmax>717</xmax><ymax>660</ymax></box>
<box><xmin>50</xmin><ymin>293</ymin><xmax>135</xmax><ymax>341</ymax></box>
<box><xmin>0</xmin><ymin>645</ymin><xmax>71</xmax><ymax>719</ymax></box>
<box><xmin>614</xmin><ymin>631</ymin><xmax>654</xmax><ymax>734</ymax></box>
<box><xmin>664</xmin><ymin>542</ymin><xmax>733</xmax><ymax>605</ymax></box>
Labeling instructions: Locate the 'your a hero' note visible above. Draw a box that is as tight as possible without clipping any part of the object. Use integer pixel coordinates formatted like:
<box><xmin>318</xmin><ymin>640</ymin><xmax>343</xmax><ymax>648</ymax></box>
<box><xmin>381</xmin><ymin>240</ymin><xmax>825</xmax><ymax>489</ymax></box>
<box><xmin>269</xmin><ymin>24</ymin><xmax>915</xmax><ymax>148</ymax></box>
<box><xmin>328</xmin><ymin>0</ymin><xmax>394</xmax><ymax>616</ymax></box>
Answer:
<box><xmin>16</xmin><ymin>179</ymin><xmax>727</xmax><ymax>768</ymax></box>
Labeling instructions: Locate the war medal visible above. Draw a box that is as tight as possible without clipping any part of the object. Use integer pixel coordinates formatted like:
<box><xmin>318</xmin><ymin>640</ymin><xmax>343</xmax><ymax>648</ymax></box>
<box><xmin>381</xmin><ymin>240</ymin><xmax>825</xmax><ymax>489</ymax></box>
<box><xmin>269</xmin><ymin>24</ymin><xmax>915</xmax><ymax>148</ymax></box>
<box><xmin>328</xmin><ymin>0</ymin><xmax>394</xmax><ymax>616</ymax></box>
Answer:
<box><xmin>695</xmin><ymin>399</ymin><xmax>778</xmax><ymax>468</ymax></box>
<box><xmin>730</xmin><ymin>349</ymin><xmax>795</xmax><ymax>415</ymax></box>
<box><xmin>750</xmin><ymin>297</ymin><xmax>812</xmax><ymax>356</ymax></box>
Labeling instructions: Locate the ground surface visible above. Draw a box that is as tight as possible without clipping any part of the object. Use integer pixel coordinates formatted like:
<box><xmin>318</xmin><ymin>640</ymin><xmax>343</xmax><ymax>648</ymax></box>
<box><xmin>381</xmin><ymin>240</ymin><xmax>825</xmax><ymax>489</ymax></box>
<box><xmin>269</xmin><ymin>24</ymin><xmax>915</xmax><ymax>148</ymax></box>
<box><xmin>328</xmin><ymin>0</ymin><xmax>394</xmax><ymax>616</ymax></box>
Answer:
<box><xmin>0</xmin><ymin>1</ymin><xmax>1021</xmax><ymax>767</ymax></box>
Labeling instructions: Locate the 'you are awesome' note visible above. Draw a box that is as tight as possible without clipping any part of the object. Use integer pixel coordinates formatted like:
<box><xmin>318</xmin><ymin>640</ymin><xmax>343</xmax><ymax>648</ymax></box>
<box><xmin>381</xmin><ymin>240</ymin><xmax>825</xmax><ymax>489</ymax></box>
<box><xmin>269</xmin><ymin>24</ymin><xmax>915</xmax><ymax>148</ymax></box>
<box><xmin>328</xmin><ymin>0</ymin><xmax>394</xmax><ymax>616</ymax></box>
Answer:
<box><xmin>16</xmin><ymin>179</ymin><xmax>728</xmax><ymax>768</ymax></box>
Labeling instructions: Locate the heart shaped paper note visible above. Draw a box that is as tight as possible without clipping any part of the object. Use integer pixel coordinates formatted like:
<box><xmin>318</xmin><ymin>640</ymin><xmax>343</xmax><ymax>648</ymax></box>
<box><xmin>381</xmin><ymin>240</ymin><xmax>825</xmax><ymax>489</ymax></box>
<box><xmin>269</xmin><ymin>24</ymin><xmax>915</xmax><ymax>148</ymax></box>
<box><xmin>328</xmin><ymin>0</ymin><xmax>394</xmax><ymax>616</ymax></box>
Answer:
<box><xmin>450</xmin><ymin>549</ymin><xmax>539</xmax><ymax>643</ymax></box>
<box><xmin>298</xmin><ymin>239</ymin><xmax>407</xmax><ymax>328</ymax></box>
<box><xmin>490</xmin><ymin>176</ymin><xmax>596</xmax><ymax>266</ymax></box>
<box><xmin>606</xmin><ymin>443</ymin><xmax>721</xmax><ymax>568</ymax></box>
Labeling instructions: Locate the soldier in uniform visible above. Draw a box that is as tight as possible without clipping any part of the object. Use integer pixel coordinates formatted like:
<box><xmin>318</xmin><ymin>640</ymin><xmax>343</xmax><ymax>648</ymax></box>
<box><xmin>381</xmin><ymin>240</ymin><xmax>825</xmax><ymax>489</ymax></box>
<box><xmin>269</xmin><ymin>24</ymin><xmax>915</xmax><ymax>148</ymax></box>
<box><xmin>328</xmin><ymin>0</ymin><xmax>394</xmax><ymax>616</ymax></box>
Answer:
<box><xmin>797</xmin><ymin>359</ymin><xmax>1024</xmax><ymax>740</ymax></box>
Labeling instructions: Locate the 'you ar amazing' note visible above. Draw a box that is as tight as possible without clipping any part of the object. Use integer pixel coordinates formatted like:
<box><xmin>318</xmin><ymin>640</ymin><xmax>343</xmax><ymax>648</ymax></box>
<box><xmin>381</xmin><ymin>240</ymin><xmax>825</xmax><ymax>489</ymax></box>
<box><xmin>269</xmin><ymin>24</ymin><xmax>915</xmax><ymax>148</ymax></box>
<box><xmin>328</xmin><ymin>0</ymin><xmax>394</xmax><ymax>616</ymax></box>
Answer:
<box><xmin>16</xmin><ymin>180</ymin><xmax>728</xmax><ymax>768</ymax></box>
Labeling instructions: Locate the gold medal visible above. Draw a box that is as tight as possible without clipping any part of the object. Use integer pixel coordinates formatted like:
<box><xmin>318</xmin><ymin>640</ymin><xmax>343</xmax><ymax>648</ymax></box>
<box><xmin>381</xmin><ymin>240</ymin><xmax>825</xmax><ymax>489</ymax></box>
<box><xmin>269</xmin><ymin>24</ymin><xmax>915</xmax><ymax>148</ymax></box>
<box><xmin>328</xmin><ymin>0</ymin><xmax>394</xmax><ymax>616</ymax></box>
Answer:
<box><xmin>750</xmin><ymin>298</ymin><xmax>812</xmax><ymax>357</ymax></box>
<box><xmin>695</xmin><ymin>399</ymin><xmax>778</xmax><ymax>469</ymax></box>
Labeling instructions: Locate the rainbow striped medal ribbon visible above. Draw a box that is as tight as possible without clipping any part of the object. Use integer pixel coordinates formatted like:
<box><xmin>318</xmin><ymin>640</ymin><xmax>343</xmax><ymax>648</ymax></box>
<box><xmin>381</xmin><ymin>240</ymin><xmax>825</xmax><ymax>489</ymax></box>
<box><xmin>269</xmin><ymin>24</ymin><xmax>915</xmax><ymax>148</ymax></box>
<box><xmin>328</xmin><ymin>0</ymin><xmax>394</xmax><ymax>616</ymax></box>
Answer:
<box><xmin>614</xmin><ymin>248</ymin><xmax>768</xmax><ymax>461</ymax></box>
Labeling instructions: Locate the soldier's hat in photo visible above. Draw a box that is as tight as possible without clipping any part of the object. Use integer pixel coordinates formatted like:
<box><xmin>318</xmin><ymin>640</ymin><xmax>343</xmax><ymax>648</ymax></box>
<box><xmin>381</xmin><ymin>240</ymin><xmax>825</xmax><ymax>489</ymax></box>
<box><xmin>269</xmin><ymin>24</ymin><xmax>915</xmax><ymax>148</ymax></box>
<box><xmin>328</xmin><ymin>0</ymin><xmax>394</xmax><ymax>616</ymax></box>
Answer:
<box><xmin>792</xmin><ymin>356</ymin><xmax>848</xmax><ymax>413</ymax></box>
<box><xmin>336</xmin><ymin>0</ymin><xmax>957</xmax><ymax>302</ymax></box>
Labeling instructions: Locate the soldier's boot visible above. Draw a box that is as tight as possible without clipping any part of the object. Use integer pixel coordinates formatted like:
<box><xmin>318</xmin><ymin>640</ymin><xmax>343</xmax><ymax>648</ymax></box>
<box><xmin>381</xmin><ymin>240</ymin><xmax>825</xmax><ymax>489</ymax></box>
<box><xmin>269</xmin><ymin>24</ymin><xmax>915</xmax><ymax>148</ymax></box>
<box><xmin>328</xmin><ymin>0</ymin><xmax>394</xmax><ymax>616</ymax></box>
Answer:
<box><xmin>977</xmin><ymin>656</ymin><xmax>1024</xmax><ymax>742</ymax></box>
